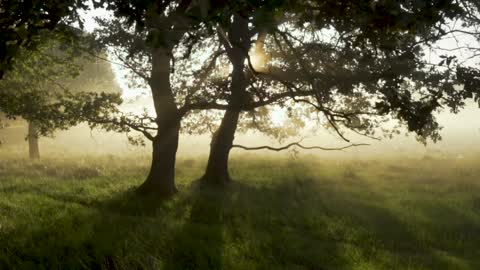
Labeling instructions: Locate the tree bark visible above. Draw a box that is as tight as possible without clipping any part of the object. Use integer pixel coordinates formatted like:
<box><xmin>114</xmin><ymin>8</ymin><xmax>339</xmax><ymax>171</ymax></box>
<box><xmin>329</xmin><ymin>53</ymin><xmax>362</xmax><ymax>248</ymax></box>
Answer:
<box><xmin>203</xmin><ymin>109</ymin><xmax>241</xmax><ymax>184</ymax></box>
<box><xmin>202</xmin><ymin>15</ymin><xmax>250</xmax><ymax>185</ymax></box>
<box><xmin>28</xmin><ymin>121</ymin><xmax>40</xmax><ymax>160</ymax></box>
<box><xmin>138</xmin><ymin>48</ymin><xmax>180</xmax><ymax>196</ymax></box>
<box><xmin>139</xmin><ymin>126</ymin><xmax>179</xmax><ymax>196</ymax></box>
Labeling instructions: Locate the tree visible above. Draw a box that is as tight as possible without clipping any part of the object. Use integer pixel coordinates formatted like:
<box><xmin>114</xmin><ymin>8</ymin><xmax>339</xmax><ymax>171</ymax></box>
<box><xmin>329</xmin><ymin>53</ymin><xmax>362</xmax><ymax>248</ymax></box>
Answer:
<box><xmin>0</xmin><ymin>0</ymin><xmax>93</xmax><ymax>79</ymax></box>
<box><xmin>94</xmin><ymin>0</ymin><xmax>327</xmax><ymax>193</ymax></box>
<box><xmin>201</xmin><ymin>14</ymin><xmax>251</xmax><ymax>184</ymax></box>
<box><xmin>435</xmin><ymin>0</ymin><xmax>480</xmax><ymax>108</ymax></box>
<box><xmin>92</xmin><ymin>0</ymin><xmax>233</xmax><ymax>196</ymax></box>
<box><xmin>0</xmin><ymin>30</ymin><xmax>122</xmax><ymax>159</ymax></box>
<box><xmin>198</xmin><ymin>0</ymin><xmax>480</xmax><ymax>184</ymax></box>
<box><xmin>93</xmin><ymin>0</ymin><xmax>289</xmax><ymax>194</ymax></box>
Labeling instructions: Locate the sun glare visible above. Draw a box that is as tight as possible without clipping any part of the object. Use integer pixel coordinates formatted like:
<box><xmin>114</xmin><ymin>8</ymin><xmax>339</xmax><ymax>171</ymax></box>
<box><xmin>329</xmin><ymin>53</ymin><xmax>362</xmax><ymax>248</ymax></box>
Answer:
<box><xmin>250</xmin><ymin>43</ymin><xmax>268</xmax><ymax>71</ymax></box>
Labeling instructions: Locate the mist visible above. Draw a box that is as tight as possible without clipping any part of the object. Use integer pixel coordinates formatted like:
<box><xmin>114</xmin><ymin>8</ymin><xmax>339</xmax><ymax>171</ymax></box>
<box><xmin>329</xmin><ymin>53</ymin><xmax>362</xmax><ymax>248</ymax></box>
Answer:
<box><xmin>1</xmin><ymin>100</ymin><xmax>479</xmax><ymax>159</ymax></box>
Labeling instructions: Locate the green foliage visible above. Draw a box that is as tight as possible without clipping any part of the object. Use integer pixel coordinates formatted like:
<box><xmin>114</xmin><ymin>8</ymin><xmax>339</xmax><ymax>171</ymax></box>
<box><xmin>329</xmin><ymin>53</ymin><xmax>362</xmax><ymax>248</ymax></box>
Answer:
<box><xmin>0</xmin><ymin>0</ymin><xmax>90</xmax><ymax>78</ymax></box>
<box><xmin>0</xmin><ymin>30</ymin><xmax>123</xmax><ymax>138</ymax></box>
<box><xmin>1</xmin><ymin>153</ymin><xmax>480</xmax><ymax>269</ymax></box>
<box><xmin>94</xmin><ymin>1</ymin><xmax>461</xmax><ymax>147</ymax></box>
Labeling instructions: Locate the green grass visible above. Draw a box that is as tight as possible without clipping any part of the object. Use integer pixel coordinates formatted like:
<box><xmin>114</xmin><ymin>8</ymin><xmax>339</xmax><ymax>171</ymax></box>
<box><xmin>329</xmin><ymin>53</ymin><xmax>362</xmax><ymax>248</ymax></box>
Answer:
<box><xmin>1</xmin><ymin>154</ymin><xmax>480</xmax><ymax>269</ymax></box>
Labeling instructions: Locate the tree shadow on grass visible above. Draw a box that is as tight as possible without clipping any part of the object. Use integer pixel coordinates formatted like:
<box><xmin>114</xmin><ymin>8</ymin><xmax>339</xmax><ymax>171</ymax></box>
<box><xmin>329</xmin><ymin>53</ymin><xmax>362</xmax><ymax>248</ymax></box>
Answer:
<box><xmin>162</xmin><ymin>182</ymin><xmax>229</xmax><ymax>270</ymax></box>
<box><xmin>201</xmin><ymin>176</ymin><xmax>476</xmax><ymax>270</ymax></box>
<box><xmin>27</xmin><ymin>182</ymin><xmax>230</xmax><ymax>270</ymax></box>
<box><xmin>0</xmin><ymin>179</ymin><xmax>236</xmax><ymax>270</ymax></box>
<box><xmin>1</xmin><ymin>175</ymin><xmax>478</xmax><ymax>269</ymax></box>
<box><xmin>0</xmin><ymin>186</ymin><xmax>176</xmax><ymax>270</ymax></box>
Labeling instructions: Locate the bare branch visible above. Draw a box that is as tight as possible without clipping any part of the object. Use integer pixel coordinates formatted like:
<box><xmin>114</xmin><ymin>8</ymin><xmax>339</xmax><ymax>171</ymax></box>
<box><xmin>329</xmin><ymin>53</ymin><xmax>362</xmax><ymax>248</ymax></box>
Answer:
<box><xmin>232</xmin><ymin>141</ymin><xmax>369</xmax><ymax>152</ymax></box>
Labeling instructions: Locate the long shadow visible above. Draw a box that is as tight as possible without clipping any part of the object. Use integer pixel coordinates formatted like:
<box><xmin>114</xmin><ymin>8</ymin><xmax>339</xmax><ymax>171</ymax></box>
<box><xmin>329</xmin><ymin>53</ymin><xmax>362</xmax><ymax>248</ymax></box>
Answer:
<box><xmin>0</xmin><ymin>187</ymin><xmax>173</xmax><ymax>270</ymax></box>
<box><xmin>162</xmin><ymin>182</ymin><xmax>229</xmax><ymax>270</ymax></box>
<box><xmin>0</xmin><ymin>180</ymin><xmax>234</xmax><ymax>269</ymax></box>
<box><xmin>412</xmin><ymin>201</ymin><xmax>480</xmax><ymax>268</ymax></box>
<box><xmin>1</xmin><ymin>171</ymin><xmax>478</xmax><ymax>269</ymax></box>
<box><xmin>195</xmin><ymin>176</ymin><xmax>473</xmax><ymax>270</ymax></box>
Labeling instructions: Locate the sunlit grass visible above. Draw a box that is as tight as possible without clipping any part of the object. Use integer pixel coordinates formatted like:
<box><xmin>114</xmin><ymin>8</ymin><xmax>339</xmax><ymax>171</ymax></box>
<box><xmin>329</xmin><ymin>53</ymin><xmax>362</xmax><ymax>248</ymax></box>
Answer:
<box><xmin>1</xmin><ymin>153</ymin><xmax>480</xmax><ymax>269</ymax></box>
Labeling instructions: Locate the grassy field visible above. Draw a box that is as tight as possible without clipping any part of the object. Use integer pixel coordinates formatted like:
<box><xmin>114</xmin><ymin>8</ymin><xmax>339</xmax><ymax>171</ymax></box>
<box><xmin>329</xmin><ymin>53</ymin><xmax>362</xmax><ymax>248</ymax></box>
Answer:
<box><xmin>0</xmin><ymin>153</ymin><xmax>480</xmax><ymax>270</ymax></box>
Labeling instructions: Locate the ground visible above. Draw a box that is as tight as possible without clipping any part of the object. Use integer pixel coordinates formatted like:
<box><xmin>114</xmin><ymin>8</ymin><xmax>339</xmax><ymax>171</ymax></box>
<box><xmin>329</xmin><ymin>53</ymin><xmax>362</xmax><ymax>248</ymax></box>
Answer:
<box><xmin>0</xmin><ymin>153</ymin><xmax>479</xmax><ymax>270</ymax></box>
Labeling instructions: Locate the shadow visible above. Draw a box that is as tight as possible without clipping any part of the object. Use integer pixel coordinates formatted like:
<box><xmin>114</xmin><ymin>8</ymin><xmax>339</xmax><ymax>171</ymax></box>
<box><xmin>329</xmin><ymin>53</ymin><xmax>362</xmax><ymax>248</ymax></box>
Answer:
<box><xmin>1</xmin><ymin>170</ymin><xmax>479</xmax><ymax>269</ymax></box>
<box><xmin>162</xmin><ymin>181</ymin><xmax>228</xmax><ymax>270</ymax></box>
<box><xmin>0</xmin><ymin>187</ymin><xmax>173</xmax><ymax>270</ymax></box>
<box><xmin>413</xmin><ymin>201</ymin><xmax>480</xmax><ymax>267</ymax></box>
<box><xmin>0</xmin><ymin>182</ymin><xmax>169</xmax><ymax>217</ymax></box>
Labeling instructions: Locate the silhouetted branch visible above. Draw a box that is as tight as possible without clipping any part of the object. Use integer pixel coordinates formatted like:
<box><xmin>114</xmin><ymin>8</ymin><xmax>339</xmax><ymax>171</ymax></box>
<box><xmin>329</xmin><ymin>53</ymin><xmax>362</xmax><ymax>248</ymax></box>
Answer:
<box><xmin>184</xmin><ymin>47</ymin><xmax>226</xmax><ymax>103</ymax></box>
<box><xmin>113</xmin><ymin>51</ymin><xmax>150</xmax><ymax>82</ymax></box>
<box><xmin>123</xmin><ymin>122</ymin><xmax>156</xmax><ymax>141</ymax></box>
<box><xmin>232</xmin><ymin>141</ymin><xmax>369</xmax><ymax>151</ymax></box>
<box><xmin>324</xmin><ymin>113</ymin><xmax>351</xmax><ymax>142</ymax></box>
<box><xmin>86</xmin><ymin>116</ymin><xmax>156</xmax><ymax>141</ymax></box>
<box><xmin>179</xmin><ymin>89</ymin><xmax>314</xmax><ymax>116</ymax></box>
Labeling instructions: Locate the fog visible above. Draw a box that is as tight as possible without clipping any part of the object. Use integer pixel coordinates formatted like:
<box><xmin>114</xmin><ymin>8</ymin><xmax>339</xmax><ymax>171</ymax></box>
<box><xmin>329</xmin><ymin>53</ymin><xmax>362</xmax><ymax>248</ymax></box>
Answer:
<box><xmin>1</xmin><ymin>100</ymin><xmax>478</xmax><ymax>160</ymax></box>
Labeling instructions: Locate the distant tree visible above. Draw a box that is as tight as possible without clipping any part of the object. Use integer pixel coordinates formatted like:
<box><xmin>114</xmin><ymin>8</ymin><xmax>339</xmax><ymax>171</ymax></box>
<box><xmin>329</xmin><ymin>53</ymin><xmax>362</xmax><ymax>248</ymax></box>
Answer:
<box><xmin>0</xmin><ymin>30</ymin><xmax>122</xmax><ymax>159</ymax></box>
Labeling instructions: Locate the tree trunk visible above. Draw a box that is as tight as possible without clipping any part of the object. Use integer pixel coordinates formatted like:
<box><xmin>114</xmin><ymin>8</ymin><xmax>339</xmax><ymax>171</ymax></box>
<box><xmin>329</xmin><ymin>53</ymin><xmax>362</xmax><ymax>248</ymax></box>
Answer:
<box><xmin>28</xmin><ymin>121</ymin><xmax>40</xmax><ymax>160</ymax></box>
<box><xmin>139</xmin><ymin>125</ymin><xmax>180</xmax><ymax>196</ymax></box>
<box><xmin>202</xmin><ymin>15</ymin><xmax>249</xmax><ymax>185</ymax></box>
<box><xmin>203</xmin><ymin>110</ymin><xmax>241</xmax><ymax>184</ymax></box>
<box><xmin>138</xmin><ymin>47</ymin><xmax>181</xmax><ymax>196</ymax></box>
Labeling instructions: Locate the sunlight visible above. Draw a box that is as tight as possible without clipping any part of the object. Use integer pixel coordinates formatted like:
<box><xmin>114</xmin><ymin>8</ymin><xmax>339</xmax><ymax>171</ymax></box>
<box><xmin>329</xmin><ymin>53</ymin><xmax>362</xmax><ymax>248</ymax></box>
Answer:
<box><xmin>250</xmin><ymin>49</ymin><xmax>267</xmax><ymax>71</ymax></box>
<box><xmin>249</xmin><ymin>38</ymin><xmax>268</xmax><ymax>72</ymax></box>
<box><xmin>270</xmin><ymin>107</ymin><xmax>286</xmax><ymax>125</ymax></box>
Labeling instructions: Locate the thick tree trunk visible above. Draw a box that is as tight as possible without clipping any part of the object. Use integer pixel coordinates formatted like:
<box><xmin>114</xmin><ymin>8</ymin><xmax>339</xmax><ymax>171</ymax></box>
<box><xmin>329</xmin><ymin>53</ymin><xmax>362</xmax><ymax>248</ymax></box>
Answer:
<box><xmin>138</xmin><ymin>47</ymin><xmax>181</xmax><ymax>196</ymax></box>
<box><xmin>28</xmin><ymin>121</ymin><xmax>40</xmax><ymax>160</ymax></box>
<box><xmin>139</xmin><ymin>124</ymin><xmax>180</xmax><ymax>196</ymax></box>
<box><xmin>203</xmin><ymin>110</ymin><xmax>241</xmax><ymax>184</ymax></box>
<box><xmin>202</xmin><ymin>15</ymin><xmax>249</xmax><ymax>185</ymax></box>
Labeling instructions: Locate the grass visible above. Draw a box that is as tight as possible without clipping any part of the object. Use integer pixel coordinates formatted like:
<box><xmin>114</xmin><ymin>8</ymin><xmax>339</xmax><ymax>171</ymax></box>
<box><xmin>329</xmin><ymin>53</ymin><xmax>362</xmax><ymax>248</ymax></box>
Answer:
<box><xmin>1</xmin><ymin>153</ymin><xmax>480</xmax><ymax>269</ymax></box>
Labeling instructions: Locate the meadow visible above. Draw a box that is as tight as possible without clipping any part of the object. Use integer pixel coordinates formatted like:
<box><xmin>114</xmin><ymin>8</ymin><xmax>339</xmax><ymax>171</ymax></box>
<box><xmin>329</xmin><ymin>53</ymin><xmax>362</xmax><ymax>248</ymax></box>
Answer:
<box><xmin>0</xmin><ymin>152</ymin><xmax>479</xmax><ymax>270</ymax></box>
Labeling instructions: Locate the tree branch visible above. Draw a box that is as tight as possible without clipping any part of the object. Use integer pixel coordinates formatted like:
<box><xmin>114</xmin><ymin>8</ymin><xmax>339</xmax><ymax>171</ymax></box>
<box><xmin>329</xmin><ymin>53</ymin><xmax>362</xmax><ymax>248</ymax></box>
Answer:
<box><xmin>232</xmin><ymin>141</ymin><xmax>369</xmax><ymax>152</ymax></box>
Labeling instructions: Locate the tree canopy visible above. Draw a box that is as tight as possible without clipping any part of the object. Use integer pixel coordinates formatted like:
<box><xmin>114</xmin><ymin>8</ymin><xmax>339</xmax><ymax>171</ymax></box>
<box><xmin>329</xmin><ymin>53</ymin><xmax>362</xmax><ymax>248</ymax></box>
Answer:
<box><xmin>0</xmin><ymin>29</ymin><xmax>122</xmax><ymax>140</ymax></box>
<box><xmin>0</xmin><ymin>0</ymin><xmax>93</xmax><ymax>79</ymax></box>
